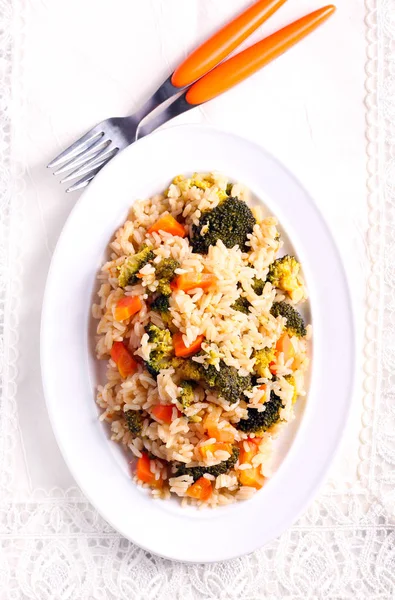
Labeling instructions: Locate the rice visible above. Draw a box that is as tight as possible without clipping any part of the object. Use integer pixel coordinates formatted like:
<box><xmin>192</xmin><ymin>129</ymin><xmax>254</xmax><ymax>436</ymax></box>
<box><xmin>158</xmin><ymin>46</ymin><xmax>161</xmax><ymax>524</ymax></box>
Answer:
<box><xmin>92</xmin><ymin>172</ymin><xmax>310</xmax><ymax>507</ymax></box>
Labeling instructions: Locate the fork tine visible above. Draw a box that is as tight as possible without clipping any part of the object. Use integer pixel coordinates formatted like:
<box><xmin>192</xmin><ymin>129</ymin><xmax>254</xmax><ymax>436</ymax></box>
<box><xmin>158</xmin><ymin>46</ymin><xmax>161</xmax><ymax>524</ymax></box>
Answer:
<box><xmin>65</xmin><ymin>163</ymin><xmax>108</xmax><ymax>193</ymax></box>
<box><xmin>52</xmin><ymin>138</ymin><xmax>112</xmax><ymax>175</ymax></box>
<box><xmin>60</xmin><ymin>147</ymin><xmax>119</xmax><ymax>183</ymax></box>
<box><xmin>47</xmin><ymin>130</ymin><xmax>105</xmax><ymax>169</ymax></box>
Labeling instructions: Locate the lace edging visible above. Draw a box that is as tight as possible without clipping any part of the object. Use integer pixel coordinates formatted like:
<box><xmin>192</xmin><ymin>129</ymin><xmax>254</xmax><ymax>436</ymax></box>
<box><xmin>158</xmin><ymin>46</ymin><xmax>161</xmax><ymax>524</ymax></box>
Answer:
<box><xmin>356</xmin><ymin>0</ymin><xmax>381</xmax><ymax>490</ymax></box>
<box><xmin>0</xmin><ymin>0</ymin><xmax>25</xmax><ymax>497</ymax></box>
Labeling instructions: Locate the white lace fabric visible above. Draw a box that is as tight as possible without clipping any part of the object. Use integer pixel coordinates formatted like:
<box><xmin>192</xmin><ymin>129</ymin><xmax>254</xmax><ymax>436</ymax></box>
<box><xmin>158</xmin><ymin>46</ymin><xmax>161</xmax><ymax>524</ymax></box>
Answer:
<box><xmin>1</xmin><ymin>0</ymin><xmax>393</xmax><ymax>597</ymax></box>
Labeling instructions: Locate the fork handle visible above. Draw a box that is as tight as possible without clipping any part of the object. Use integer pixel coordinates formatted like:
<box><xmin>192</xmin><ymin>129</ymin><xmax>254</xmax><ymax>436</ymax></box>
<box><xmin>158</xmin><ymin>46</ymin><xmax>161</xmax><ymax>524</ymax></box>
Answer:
<box><xmin>171</xmin><ymin>0</ymin><xmax>288</xmax><ymax>89</ymax></box>
<box><xmin>138</xmin><ymin>5</ymin><xmax>336</xmax><ymax>140</ymax></box>
<box><xmin>185</xmin><ymin>5</ymin><xmax>336</xmax><ymax>105</ymax></box>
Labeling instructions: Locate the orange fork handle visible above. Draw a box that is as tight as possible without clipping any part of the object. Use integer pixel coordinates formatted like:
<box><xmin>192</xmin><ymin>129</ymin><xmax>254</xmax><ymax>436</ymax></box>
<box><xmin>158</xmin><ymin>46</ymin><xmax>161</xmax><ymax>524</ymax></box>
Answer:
<box><xmin>171</xmin><ymin>0</ymin><xmax>288</xmax><ymax>89</ymax></box>
<box><xmin>185</xmin><ymin>5</ymin><xmax>336</xmax><ymax>106</ymax></box>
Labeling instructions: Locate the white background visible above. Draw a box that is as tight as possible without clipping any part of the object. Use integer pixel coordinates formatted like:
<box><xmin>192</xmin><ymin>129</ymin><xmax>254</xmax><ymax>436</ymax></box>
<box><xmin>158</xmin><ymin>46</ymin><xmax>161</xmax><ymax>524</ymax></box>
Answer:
<box><xmin>3</xmin><ymin>0</ymin><xmax>383</xmax><ymax>597</ymax></box>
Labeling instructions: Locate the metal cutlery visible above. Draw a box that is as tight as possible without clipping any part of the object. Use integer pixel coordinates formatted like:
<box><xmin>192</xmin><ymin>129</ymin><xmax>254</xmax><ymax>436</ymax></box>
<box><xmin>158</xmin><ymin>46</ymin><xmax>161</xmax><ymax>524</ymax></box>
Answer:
<box><xmin>47</xmin><ymin>1</ymin><xmax>335</xmax><ymax>192</ymax></box>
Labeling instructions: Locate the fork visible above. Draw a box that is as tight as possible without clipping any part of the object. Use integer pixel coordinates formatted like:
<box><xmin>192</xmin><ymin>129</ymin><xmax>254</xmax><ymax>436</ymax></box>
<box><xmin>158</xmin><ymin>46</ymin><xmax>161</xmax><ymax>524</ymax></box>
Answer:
<box><xmin>48</xmin><ymin>2</ymin><xmax>335</xmax><ymax>193</ymax></box>
<box><xmin>48</xmin><ymin>0</ymin><xmax>287</xmax><ymax>192</ymax></box>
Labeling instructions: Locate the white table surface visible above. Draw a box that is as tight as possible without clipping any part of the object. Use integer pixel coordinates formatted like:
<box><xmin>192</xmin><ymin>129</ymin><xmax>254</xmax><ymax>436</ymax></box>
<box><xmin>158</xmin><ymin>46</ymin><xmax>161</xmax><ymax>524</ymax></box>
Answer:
<box><xmin>1</xmin><ymin>0</ymin><xmax>393</xmax><ymax>597</ymax></box>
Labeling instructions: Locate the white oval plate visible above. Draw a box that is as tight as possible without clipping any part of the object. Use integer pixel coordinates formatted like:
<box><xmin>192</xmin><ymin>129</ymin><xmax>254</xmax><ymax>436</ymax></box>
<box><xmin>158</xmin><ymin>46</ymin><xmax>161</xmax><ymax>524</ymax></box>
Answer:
<box><xmin>41</xmin><ymin>125</ymin><xmax>354</xmax><ymax>563</ymax></box>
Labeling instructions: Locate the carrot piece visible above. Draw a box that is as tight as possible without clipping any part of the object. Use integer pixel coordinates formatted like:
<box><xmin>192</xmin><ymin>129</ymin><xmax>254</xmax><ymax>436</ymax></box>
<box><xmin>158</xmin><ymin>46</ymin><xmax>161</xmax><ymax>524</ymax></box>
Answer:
<box><xmin>204</xmin><ymin>420</ymin><xmax>236</xmax><ymax>443</ymax></box>
<box><xmin>151</xmin><ymin>404</ymin><xmax>175</xmax><ymax>424</ymax></box>
<box><xmin>202</xmin><ymin>408</ymin><xmax>236</xmax><ymax>442</ymax></box>
<box><xmin>171</xmin><ymin>273</ymin><xmax>216</xmax><ymax>292</ymax></box>
<box><xmin>114</xmin><ymin>295</ymin><xmax>142</xmax><ymax>322</ymax></box>
<box><xmin>111</xmin><ymin>342</ymin><xmax>138</xmax><ymax>378</ymax></box>
<box><xmin>238</xmin><ymin>437</ymin><xmax>265</xmax><ymax>489</ymax></box>
<box><xmin>276</xmin><ymin>333</ymin><xmax>295</xmax><ymax>361</ymax></box>
<box><xmin>147</xmin><ymin>214</ymin><xmax>186</xmax><ymax>237</ymax></box>
<box><xmin>136</xmin><ymin>453</ymin><xmax>153</xmax><ymax>483</ymax></box>
<box><xmin>136</xmin><ymin>453</ymin><xmax>163</xmax><ymax>488</ymax></box>
<box><xmin>269</xmin><ymin>361</ymin><xmax>277</xmax><ymax>375</ymax></box>
<box><xmin>238</xmin><ymin>466</ymin><xmax>265</xmax><ymax>490</ymax></box>
<box><xmin>208</xmin><ymin>426</ymin><xmax>235</xmax><ymax>443</ymax></box>
<box><xmin>238</xmin><ymin>437</ymin><xmax>262</xmax><ymax>464</ymax></box>
<box><xmin>186</xmin><ymin>476</ymin><xmax>213</xmax><ymax>501</ymax></box>
<box><xmin>199</xmin><ymin>442</ymin><xmax>232</xmax><ymax>460</ymax></box>
<box><xmin>173</xmin><ymin>332</ymin><xmax>204</xmax><ymax>357</ymax></box>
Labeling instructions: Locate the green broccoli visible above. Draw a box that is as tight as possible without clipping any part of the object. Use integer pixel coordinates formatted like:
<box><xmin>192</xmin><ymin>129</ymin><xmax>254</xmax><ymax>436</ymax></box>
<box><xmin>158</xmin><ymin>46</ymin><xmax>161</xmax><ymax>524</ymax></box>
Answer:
<box><xmin>200</xmin><ymin>363</ymin><xmax>218</xmax><ymax>388</ymax></box>
<box><xmin>151</xmin><ymin>294</ymin><xmax>170</xmax><ymax>312</ymax></box>
<box><xmin>254</xmin><ymin>347</ymin><xmax>276</xmax><ymax>377</ymax></box>
<box><xmin>191</xmin><ymin>196</ymin><xmax>256</xmax><ymax>254</ymax></box>
<box><xmin>172</xmin><ymin>357</ymin><xmax>251</xmax><ymax>404</ymax></box>
<box><xmin>145</xmin><ymin>323</ymin><xmax>174</xmax><ymax>377</ymax></box>
<box><xmin>267</xmin><ymin>255</ymin><xmax>303</xmax><ymax>300</ymax></box>
<box><xmin>202</xmin><ymin>361</ymin><xmax>252</xmax><ymax>404</ymax></box>
<box><xmin>270</xmin><ymin>301</ymin><xmax>307</xmax><ymax>337</ymax></box>
<box><xmin>175</xmin><ymin>358</ymin><xmax>204</xmax><ymax>382</ymax></box>
<box><xmin>252</xmin><ymin>278</ymin><xmax>265</xmax><ymax>295</ymax></box>
<box><xmin>150</xmin><ymin>294</ymin><xmax>174</xmax><ymax>329</ymax></box>
<box><xmin>154</xmin><ymin>258</ymin><xmax>180</xmax><ymax>295</ymax></box>
<box><xmin>231</xmin><ymin>296</ymin><xmax>251</xmax><ymax>314</ymax></box>
<box><xmin>125</xmin><ymin>410</ymin><xmax>143</xmax><ymax>435</ymax></box>
<box><xmin>179</xmin><ymin>380</ymin><xmax>196</xmax><ymax>410</ymax></box>
<box><xmin>174</xmin><ymin>446</ymin><xmax>240</xmax><ymax>481</ymax></box>
<box><xmin>175</xmin><ymin>358</ymin><xmax>251</xmax><ymax>404</ymax></box>
<box><xmin>236</xmin><ymin>391</ymin><xmax>283</xmax><ymax>433</ymax></box>
<box><xmin>118</xmin><ymin>245</ymin><xmax>155</xmax><ymax>288</ymax></box>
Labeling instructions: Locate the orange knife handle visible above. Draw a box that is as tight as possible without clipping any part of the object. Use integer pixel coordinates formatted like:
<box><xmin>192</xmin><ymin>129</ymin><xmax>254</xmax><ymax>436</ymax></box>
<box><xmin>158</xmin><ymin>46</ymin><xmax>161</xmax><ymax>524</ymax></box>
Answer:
<box><xmin>171</xmin><ymin>0</ymin><xmax>288</xmax><ymax>89</ymax></box>
<box><xmin>185</xmin><ymin>5</ymin><xmax>336</xmax><ymax>106</ymax></box>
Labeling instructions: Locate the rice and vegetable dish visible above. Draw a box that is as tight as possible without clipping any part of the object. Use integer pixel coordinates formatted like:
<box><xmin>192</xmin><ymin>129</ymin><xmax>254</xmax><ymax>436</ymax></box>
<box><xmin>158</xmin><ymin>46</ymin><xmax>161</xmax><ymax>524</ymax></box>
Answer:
<box><xmin>92</xmin><ymin>173</ymin><xmax>310</xmax><ymax>507</ymax></box>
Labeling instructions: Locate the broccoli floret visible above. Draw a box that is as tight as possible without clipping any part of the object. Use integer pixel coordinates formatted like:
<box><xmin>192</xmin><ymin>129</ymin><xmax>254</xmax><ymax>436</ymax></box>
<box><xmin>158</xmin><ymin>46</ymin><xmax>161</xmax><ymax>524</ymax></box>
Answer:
<box><xmin>267</xmin><ymin>255</ymin><xmax>303</xmax><ymax>300</ymax></box>
<box><xmin>151</xmin><ymin>294</ymin><xmax>170</xmax><ymax>313</ymax></box>
<box><xmin>154</xmin><ymin>258</ymin><xmax>180</xmax><ymax>295</ymax></box>
<box><xmin>125</xmin><ymin>410</ymin><xmax>143</xmax><ymax>435</ymax></box>
<box><xmin>145</xmin><ymin>323</ymin><xmax>174</xmax><ymax>376</ymax></box>
<box><xmin>175</xmin><ymin>446</ymin><xmax>240</xmax><ymax>481</ymax></box>
<box><xmin>231</xmin><ymin>296</ymin><xmax>251</xmax><ymax>314</ymax></box>
<box><xmin>156</xmin><ymin>282</ymin><xmax>172</xmax><ymax>296</ymax></box>
<box><xmin>179</xmin><ymin>380</ymin><xmax>196</xmax><ymax>410</ymax></box>
<box><xmin>203</xmin><ymin>361</ymin><xmax>252</xmax><ymax>404</ymax></box>
<box><xmin>146</xmin><ymin>323</ymin><xmax>173</xmax><ymax>347</ymax></box>
<box><xmin>191</xmin><ymin>196</ymin><xmax>256</xmax><ymax>254</ymax></box>
<box><xmin>118</xmin><ymin>245</ymin><xmax>154</xmax><ymax>288</ymax></box>
<box><xmin>252</xmin><ymin>278</ymin><xmax>265</xmax><ymax>295</ymax></box>
<box><xmin>236</xmin><ymin>391</ymin><xmax>283</xmax><ymax>433</ymax></box>
<box><xmin>284</xmin><ymin>375</ymin><xmax>298</xmax><ymax>404</ymax></box>
<box><xmin>270</xmin><ymin>301</ymin><xmax>307</xmax><ymax>338</ymax></box>
<box><xmin>254</xmin><ymin>347</ymin><xmax>276</xmax><ymax>377</ymax></box>
<box><xmin>150</xmin><ymin>294</ymin><xmax>174</xmax><ymax>329</ymax></box>
<box><xmin>176</xmin><ymin>359</ymin><xmax>251</xmax><ymax>404</ymax></box>
<box><xmin>174</xmin><ymin>358</ymin><xmax>203</xmax><ymax>382</ymax></box>
<box><xmin>174</xmin><ymin>357</ymin><xmax>251</xmax><ymax>404</ymax></box>
<box><xmin>200</xmin><ymin>364</ymin><xmax>219</xmax><ymax>388</ymax></box>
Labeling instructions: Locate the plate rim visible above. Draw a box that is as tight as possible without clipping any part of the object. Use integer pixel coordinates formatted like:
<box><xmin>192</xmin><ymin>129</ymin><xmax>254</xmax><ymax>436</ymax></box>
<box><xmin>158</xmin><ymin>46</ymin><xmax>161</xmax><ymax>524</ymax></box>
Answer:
<box><xmin>41</xmin><ymin>123</ymin><xmax>356</xmax><ymax>563</ymax></box>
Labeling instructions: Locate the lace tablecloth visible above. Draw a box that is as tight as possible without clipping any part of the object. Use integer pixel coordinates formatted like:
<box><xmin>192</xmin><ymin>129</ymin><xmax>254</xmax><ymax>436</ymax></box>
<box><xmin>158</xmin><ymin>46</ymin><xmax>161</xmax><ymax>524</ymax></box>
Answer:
<box><xmin>1</xmin><ymin>0</ymin><xmax>393</xmax><ymax>597</ymax></box>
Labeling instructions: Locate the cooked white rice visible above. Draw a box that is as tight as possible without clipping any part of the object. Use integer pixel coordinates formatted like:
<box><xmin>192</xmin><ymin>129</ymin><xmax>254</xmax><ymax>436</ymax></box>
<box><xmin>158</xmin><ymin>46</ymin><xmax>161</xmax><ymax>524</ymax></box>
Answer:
<box><xmin>93</xmin><ymin>172</ymin><xmax>310</xmax><ymax>507</ymax></box>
